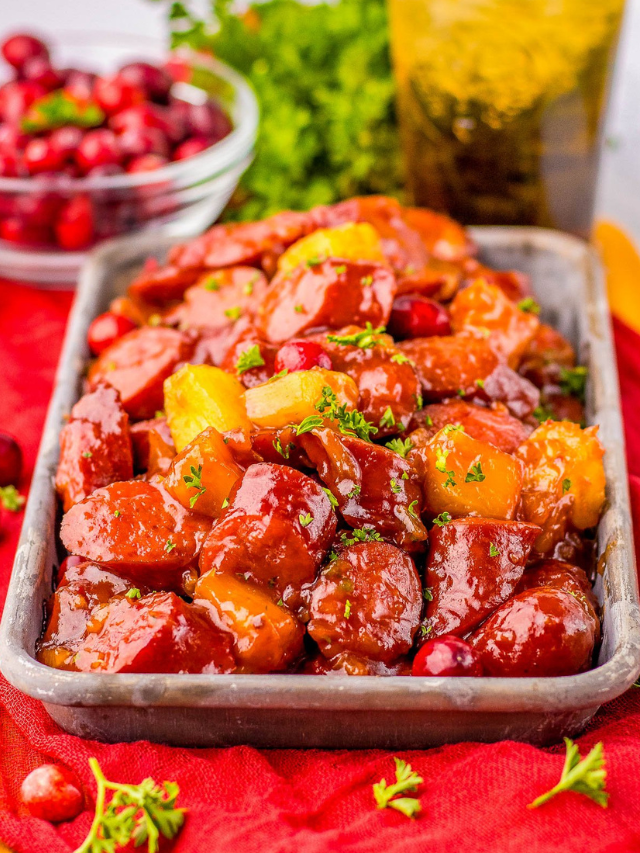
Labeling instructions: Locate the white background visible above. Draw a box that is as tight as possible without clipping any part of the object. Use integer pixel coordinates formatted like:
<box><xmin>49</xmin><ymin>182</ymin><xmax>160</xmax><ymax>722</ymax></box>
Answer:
<box><xmin>1</xmin><ymin>0</ymin><xmax>639</xmax><ymax>240</ymax></box>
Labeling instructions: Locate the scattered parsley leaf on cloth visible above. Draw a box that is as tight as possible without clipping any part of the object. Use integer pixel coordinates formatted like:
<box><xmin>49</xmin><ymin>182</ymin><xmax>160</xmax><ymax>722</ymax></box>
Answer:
<box><xmin>373</xmin><ymin>757</ymin><xmax>423</xmax><ymax>819</ymax></box>
<box><xmin>528</xmin><ymin>738</ymin><xmax>608</xmax><ymax>809</ymax></box>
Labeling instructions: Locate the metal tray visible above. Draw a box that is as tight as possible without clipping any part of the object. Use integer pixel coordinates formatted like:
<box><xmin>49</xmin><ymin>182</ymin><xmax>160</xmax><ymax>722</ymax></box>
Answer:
<box><xmin>2</xmin><ymin>226</ymin><xmax>639</xmax><ymax>749</ymax></box>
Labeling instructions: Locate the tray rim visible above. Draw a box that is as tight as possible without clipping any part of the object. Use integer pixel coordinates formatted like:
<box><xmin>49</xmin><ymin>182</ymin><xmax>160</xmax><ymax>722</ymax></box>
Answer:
<box><xmin>2</xmin><ymin>225</ymin><xmax>639</xmax><ymax>718</ymax></box>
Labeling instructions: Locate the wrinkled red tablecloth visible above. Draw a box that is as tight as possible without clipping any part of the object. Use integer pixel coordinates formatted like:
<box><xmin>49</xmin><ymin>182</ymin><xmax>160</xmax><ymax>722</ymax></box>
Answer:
<box><xmin>1</xmin><ymin>279</ymin><xmax>640</xmax><ymax>853</ymax></box>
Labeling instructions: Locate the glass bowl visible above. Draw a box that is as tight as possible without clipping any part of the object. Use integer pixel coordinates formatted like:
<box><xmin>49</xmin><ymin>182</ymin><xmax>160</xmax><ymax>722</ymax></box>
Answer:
<box><xmin>0</xmin><ymin>32</ymin><xmax>258</xmax><ymax>286</ymax></box>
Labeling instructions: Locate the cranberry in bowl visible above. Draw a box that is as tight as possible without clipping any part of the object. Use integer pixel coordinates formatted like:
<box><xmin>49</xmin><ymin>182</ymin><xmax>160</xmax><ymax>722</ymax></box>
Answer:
<box><xmin>0</xmin><ymin>31</ymin><xmax>258</xmax><ymax>286</ymax></box>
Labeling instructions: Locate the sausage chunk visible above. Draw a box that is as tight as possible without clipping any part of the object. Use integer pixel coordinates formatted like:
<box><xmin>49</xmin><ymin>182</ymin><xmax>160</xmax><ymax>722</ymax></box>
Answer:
<box><xmin>411</xmin><ymin>400</ymin><xmax>531</xmax><ymax>454</ymax></box>
<box><xmin>469</xmin><ymin>587</ymin><xmax>596</xmax><ymax>677</ymax></box>
<box><xmin>60</xmin><ymin>480</ymin><xmax>212</xmax><ymax>591</ymax></box>
<box><xmin>398</xmin><ymin>335</ymin><xmax>499</xmax><ymax>399</ymax></box>
<box><xmin>307</xmin><ymin>541</ymin><xmax>422</xmax><ymax>664</ymax></box>
<box><xmin>424</xmin><ymin>517</ymin><xmax>541</xmax><ymax>638</ymax></box>
<box><xmin>55</xmin><ymin>383</ymin><xmax>133</xmax><ymax>512</ymax></box>
<box><xmin>88</xmin><ymin>327</ymin><xmax>194</xmax><ymax>420</ymax></box>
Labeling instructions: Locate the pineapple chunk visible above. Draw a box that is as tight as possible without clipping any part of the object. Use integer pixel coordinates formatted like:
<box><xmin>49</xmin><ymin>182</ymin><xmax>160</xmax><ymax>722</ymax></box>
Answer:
<box><xmin>195</xmin><ymin>572</ymin><xmax>303</xmax><ymax>672</ymax></box>
<box><xmin>164</xmin><ymin>364</ymin><xmax>251</xmax><ymax>452</ymax></box>
<box><xmin>420</xmin><ymin>425</ymin><xmax>523</xmax><ymax>520</ymax></box>
<box><xmin>277</xmin><ymin>222</ymin><xmax>386</xmax><ymax>273</ymax></box>
<box><xmin>244</xmin><ymin>367</ymin><xmax>358</xmax><ymax>429</ymax></box>
<box><xmin>163</xmin><ymin>427</ymin><xmax>243</xmax><ymax>517</ymax></box>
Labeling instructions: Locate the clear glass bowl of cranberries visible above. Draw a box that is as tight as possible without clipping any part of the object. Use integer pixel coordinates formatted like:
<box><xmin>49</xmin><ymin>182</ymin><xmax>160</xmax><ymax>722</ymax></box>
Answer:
<box><xmin>0</xmin><ymin>31</ymin><xmax>258</xmax><ymax>285</ymax></box>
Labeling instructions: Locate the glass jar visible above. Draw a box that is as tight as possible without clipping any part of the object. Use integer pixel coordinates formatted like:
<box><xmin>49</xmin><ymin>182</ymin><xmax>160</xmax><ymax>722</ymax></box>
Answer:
<box><xmin>387</xmin><ymin>0</ymin><xmax>626</xmax><ymax>236</ymax></box>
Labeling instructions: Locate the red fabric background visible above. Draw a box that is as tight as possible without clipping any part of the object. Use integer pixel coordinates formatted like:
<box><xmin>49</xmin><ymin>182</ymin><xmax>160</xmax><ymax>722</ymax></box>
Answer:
<box><xmin>1</xmin><ymin>280</ymin><xmax>640</xmax><ymax>853</ymax></box>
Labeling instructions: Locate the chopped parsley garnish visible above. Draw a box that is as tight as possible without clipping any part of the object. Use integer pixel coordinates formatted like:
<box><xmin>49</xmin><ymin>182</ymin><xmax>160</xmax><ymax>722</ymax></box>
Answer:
<box><xmin>236</xmin><ymin>344</ymin><xmax>265</xmax><ymax>374</ymax></box>
<box><xmin>347</xmin><ymin>484</ymin><xmax>361</xmax><ymax>499</ymax></box>
<box><xmin>221</xmin><ymin>497</ymin><xmax>230</xmax><ymax>509</ymax></box>
<box><xmin>203</xmin><ymin>276</ymin><xmax>221</xmax><ymax>291</ymax></box>
<box><xmin>407</xmin><ymin>500</ymin><xmax>419</xmax><ymax>519</ymax></box>
<box><xmin>243</xmin><ymin>274</ymin><xmax>259</xmax><ymax>295</ymax></box>
<box><xmin>562</xmin><ymin>478</ymin><xmax>572</xmax><ymax>494</ymax></box>
<box><xmin>327</xmin><ymin>322</ymin><xmax>385</xmax><ymax>350</ymax></box>
<box><xmin>528</xmin><ymin>739</ymin><xmax>607</xmax><ymax>809</ymax></box>
<box><xmin>533</xmin><ymin>404</ymin><xmax>557</xmax><ymax>423</ymax></box>
<box><xmin>373</xmin><ymin>758</ymin><xmax>423</xmax><ymax>819</ymax></box>
<box><xmin>340</xmin><ymin>527</ymin><xmax>383</xmax><ymax>546</ymax></box>
<box><xmin>224</xmin><ymin>306</ymin><xmax>242</xmax><ymax>321</ymax></box>
<box><xmin>475</xmin><ymin>379</ymin><xmax>485</xmax><ymax>389</ymax></box>
<box><xmin>268</xmin><ymin>368</ymin><xmax>289</xmax><ymax>383</ymax></box>
<box><xmin>380</xmin><ymin>406</ymin><xmax>395</xmax><ymax>429</ymax></box>
<box><xmin>391</xmin><ymin>352</ymin><xmax>412</xmax><ymax>366</ymax></box>
<box><xmin>423</xmin><ymin>587</ymin><xmax>433</xmax><ymax>601</ymax></box>
<box><xmin>465</xmin><ymin>462</ymin><xmax>485</xmax><ymax>483</ymax></box>
<box><xmin>559</xmin><ymin>366</ymin><xmax>588</xmax><ymax>403</ymax></box>
<box><xmin>322</xmin><ymin>487</ymin><xmax>339</xmax><ymax>509</ymax></box>
<box><xmin>299</xmin><ymin>512</ymin><xmax>313</xmax><ymax>527</ymax></box>
<box><xmin>315</xmin><ymin>385</ymin><xmax>378</xmax><ymax>441</ymax></box>
<box><xmin>82</xmin><ymin>451</ymin><xmax>93</xmax><ymax>458</ymax></box>
<box><xmin>183</xmin><ymin>464</ymin><xmax>206</xmax><ymax>508</ymax></box>
<box><xmin>155</xmin><ymin>410</ymin><xmax>166</xmax><ymax>419</ymax></box>
<box><xmin>273</xmin><ymin>437</ymin><xmax>292</xmax><ymax>459</ymax></box>
<box><xmin>390</xmin><ymin>478</ymin><xmax>402</xmax><ymax>494</ymax></box>
<box><xmin>165</xmin><ymin>539</ymin><xmax>176</xmax><ymax>553</ymax></box>
<box><xmin>335</xmin><ymin>264</ymin><xmax>347</xmax><ymax>274</ymax></box>
<box><xmin>294</xmin><ymin>304</ymin><xmax>304</xmax><ymax>313</ymax></box>
<box><xmin>126</xmin><ymin>588</ymin><xmax>141</xmax><ymax>600</ymax></box>
<box><xmin>306</xmin><ymin>255</ymin><xmax>325</xmax><ymax>267</ymax></box>
<box><xmin>114</xmin><ymin>510</ymin><xmax>121</xmax><ymax>518</ymax></box>
<box><xmin>424</xmin><ymin>414</ymin><xmax>434</xmax><ymax>426</ymax></box>
<box><xmin>295</xmin><ymin>415</ymin><xmax>324</xmax><ymax>435</ymax></box>
<box><xmin>518</xmin><ymin>297</ymin><xmax>541</xmax><ymax>315</ymax></box>
<box><xmin>385</xmin><ymin>437</ymin><xmax>414</xmax><ymax>458</ymax></box>
<box><xmin>442</xmin><ymin>423</ymin><xmax>464</xmax><ymax>435</ymax></box>
<box><xmin>489</xmin><ymin>543</ymin><xmax>500</xmax><ymax>557</ymax></box>
<box><xmin>435</xmin><ymin>445</ymin><xmax>456</xmax><ymax>488</ymax></box>
<box><xmin>344</xmin><ymin>599</ymin><xmax>352</xmax><ymax>619</ymax></box>
<box><xmin>432</xmin><ymin>512</ymin><xmax>452</xmax><ymax>527</ymax></box>
<box><xmin>420</xmin><ymin>624</ymin><xmax>433</xmax><ymax>637</ymax></box>
<box><xmin>360</xmin><ymin>275</ymin><xmax>373</xmax><ymax>287</ymax></box>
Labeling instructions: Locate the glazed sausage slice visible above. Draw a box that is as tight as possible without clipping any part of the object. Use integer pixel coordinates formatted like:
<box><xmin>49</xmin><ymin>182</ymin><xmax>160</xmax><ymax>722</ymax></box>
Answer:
<box><xmin>199</xmin><ymin>462</ymin><xmax>337</xmax><ymax>605</ymax></box>
<box><xmin>516</xmin><ymin>559</ymin><xmax>599</xmax><ymax>639</ymax></box>
<box><xmin>55</xmin><ymin>383</ymin><xmax>134</xmax><ymax>512</ymax></box>
<box><xmin>256</xmin><ymin>259</ymin><xmax>396</xmax><ymax>345</ymax></box>
<box><xmin>299</xmin><ymin>428</ymin><xmax>428</xmax><ymax>551</ymax></box>
<box><xmin>476</xmin><ymin>363</ymin><xmax>540</xmax><ymax>420</ymax></box>
<box><xmin>411</xmin><ymin>400</ymin><xmax>531</xmax><ymax>454</ymax></box>
<box><xmin>60</xmin><ymin>480</ymin><xmax>212</xmax><ymax>591</ymax></box>
<box><xmin>469</xmin><ymin>587</ymin><xmax>596</xmax><ymax>677</ymax></box>
<box><xmin>219</xmin><ymin>316</ymin><xmax>278</xmax><ymax>388</ymax></box>
<box><xmin>129</xmin><ymin>416</ymin><xmax>175</xmax><ymax>476</ymax></box>
<box><xmin>398</xmin><ymin>335</ymin><xmax>499</xmax><ymax>399</ymax></box>
<box><xmin>307</xmin><ymin>541</ymin><xmax>422</xmax><ymax>664</ymax></box>
<box><xmin>424</xmin><ymin>518</ymin><xmax>541</xmax><ymax>638</ymax></box>
<box><xmin>70</xmin><ymin>592</ymin><xmax>236</xmax><ymax>674</ymax></box>
<box><xmin>88</xmin><ymin>326</ymin><xmax>194</xmax><ymax>421</ymax></box>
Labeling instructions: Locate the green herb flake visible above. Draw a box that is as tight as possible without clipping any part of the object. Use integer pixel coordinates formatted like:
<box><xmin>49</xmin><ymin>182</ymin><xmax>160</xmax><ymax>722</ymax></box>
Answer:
<box><xmin>294</xmin><ymin>304</ymin><xmax>304</xmax><ymax>313</ymax></box>
<box><xmin>432</xmin><ymin>512</ymin><xmax>452</xmax><ymax>527</ymax></box>
<box><xmin>165</xmin><ymin>539</ymin><xmax>177</xmax><ymax>553</ymax></box>
<box><xmin>203</xmin><ymin>276</ymin><xmax>221</xmax><ymax>291</ymax></box>
<box><xmin>126</xmin><ymin>588</ymin><xmax>141</xmax><ymax>600</ymax></box>
<box><xmin>22</xmin><ymin>90</ymin><xmax>105</xmax><ymax>133</ymax></box>
<box><xmin>268</xmin><ymin>368</ymin><xmax>289</xmax><ymax>383</ymax></box>
<box><xmin>559</xmin><ymin>366</ymin><xmax>588</xmax><ymax>403</ymax></box>
<box><xmin>82</xmin><ymin>451</ymin><xmax>93</xmax><ymax>458</ymax></box>
<box><xmin>465</xmin><ymin>462</ymin><xmax>486</xmax><ymax>483</ymax></box>
<box><xmin>361</xmin><ymin>275</ymin><xmax>373</xmax><ymax>287</ymax></box>
<box><xmin>423</xmin><ymin>587</ymin><xmax>433</xmax><ymax>601</ymax></box>
<box><xmin>273</xmin><ymin>437</ymin><xmax>290</xmax><ymax>459</ymax></box>
<box><xmin>299</xmin><ymin>512</ymin><xmax>313</xmax><ymax>527</ymax></box>
<box><xmin>475</xmin><ymin>379</ymin><xmax>485</xmax><ymax>389</ymax></box>
<box><xmin>390</xmin><ymin>478</ymin><xmax>402</xmax><ymax>494</ymax></box>
<box><xmin>344</xmin><ymin>599</ymin><xmax>352</xmax><ymax>619</ymax></box>
<box><xmin>335</xmin><ymin>264</ymin><xmax>347</xmax><ymax>274</ymax></box>
<box><xmin>391</xmin><ymin>352</ymin><xmax>412</xmax><ymax>366</ymax></box>
<box><xmin>347</xmin><ymin>484</ymin><xmax>361</xmax><ymax>499</ymax></box>
<box><xmin>373</xmin><ymin>758</ymin><xmax>423</xmax><ymax>819</ymax></box>
<box><xmin>327</xmin><ymin>322</ymin><xmax>385</xmax><ymax>350</ymax></box>
<box><xmin>221</xmin><ymin>497</ymin><xmax>230</xmax><ymax>509</ymax></box>
<box><xmin>407</xmin><ymin>499</ymin><xmax>419</xmax><ymax>519</ymax></box>
<box><xmin>314</xmin><ymin>385</ymin><xmax>378</xmax><ymax>442</ymax></box>
<box><xmin>562</xmin><ymin>478</ymin><xmax>572</xmax><ymax>494</ymax></box>
<box><xmin>518</xmin><ymin>297</ymin><xmax>541</xmax><ymax>315</ymax></box>
<box><xmin>380</xmin><ymin>406</ymin><xmax>396</xmax><ymax>429</ymax></box>
<box><xmin>533</xmin><ymin>404</ymin><xmax>557</xmax><ymax>424</ymax></box>
<box><xmin>528</xmin><ymin>738</ymin><xmax>608</xmax><ymax>809</ymax></box>
<box><xmin>114</xmin><ymin>510</ymin><xmax>121</xmax><ymax>518</ymax></box>
<box><xmin>183</xmin><ymin>464</ymin><xmax>207</xmax><ymax>508</ymax></box>
<box><xmin>385</xmin><ymin>437</ymin><xmax>414</xmax><ymax>458</ymax></box>
<box><xmin>322</xmin><ymin>487</ymin><xmax>339</xmax><ymax>509</ymax></box>
<box><xmin>341</xmin><ymin>527</ymin><xmax>383</xmax><ymax>546</ymax></box>
<box><xmin>489</xmin><ymin>543</ymin><xmax>500</xmax><ymax>557</ymax></box>
<box><xmin>224</xmin><ymin>306</ymin><xmax>242</xmax><ymax>321</ymax></box>
<box><xmin>306</xmin><ymin>255</ymin><xmax>325</xmax><ymax>267</ymax></box>
<box><xmin>0</xmin><ymin>485</ymin><xmax>25</xmax><ymax>513</ymax></box>
<box><xmin>295</xmin><ymin>415</ymin><xmax>324</xmax><ymax>435</ymax></box>
<box><xmin>236</xmin><ymin>344</ymin><xmax>265</xmax><ymax>375</ymax></box>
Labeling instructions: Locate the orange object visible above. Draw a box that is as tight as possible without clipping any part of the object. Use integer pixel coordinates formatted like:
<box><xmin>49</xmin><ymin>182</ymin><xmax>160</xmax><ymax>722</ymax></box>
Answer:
<box><xmin>594</xmin><ymin>220</ymin><xmax>640</xmax><ymax>335</ymax></box>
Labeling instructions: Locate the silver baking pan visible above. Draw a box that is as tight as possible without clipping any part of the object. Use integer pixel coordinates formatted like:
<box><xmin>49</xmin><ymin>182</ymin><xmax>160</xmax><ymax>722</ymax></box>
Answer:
<box><xmin>2</xmin><ymin>226</ymin><xmax>639</xmax><ymax>748</ymax></box>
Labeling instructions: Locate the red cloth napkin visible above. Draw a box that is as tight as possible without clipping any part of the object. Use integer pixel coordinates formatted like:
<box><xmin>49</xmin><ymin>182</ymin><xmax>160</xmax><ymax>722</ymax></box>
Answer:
<box><xmin>1</xmin><ymin>280</ymin><xmax>640</xmax><ymax>853</ymax></box>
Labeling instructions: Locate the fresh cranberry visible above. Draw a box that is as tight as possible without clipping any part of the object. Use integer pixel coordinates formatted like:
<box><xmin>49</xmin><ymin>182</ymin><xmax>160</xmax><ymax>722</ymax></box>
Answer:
<box><xmin>274</xmin><ymin>340</ymin><xmax>332</xmax><ymax>374</ymax></box>
<box><xmin>87</xmin><ymin>311</ymin><xmax>137</xmax><ymax>355</ymax></box>
<box><xmin>0</xmin><ymin>80</ymin><xmax>46</xmax><ymax>124</ymax></box>
<box><xmin>0</xmin><ymin>217</ymin><xmax>48</xmax><ymax>246</ymax></box>
<box><xmin>173</xmin><ymin>136</ymin><xmax>210</xmax><ymax>161</ymax></box>
<box><xmin>118</xmin><ymin>126</ymin><xmax>169</xmax><ymax>160</ymax></box>
<box><xmin>57</xmin><ymin>554</ymin><xmax>84</xmax><ymax>582</ymax></box>
<box><xmin>0</xmin><ymin>124</ymin><xmax>28</xmax><ymax>154</ymax></box>
<box><xmin>185</xmin><ymin>101</ymin><xmax>232</xmax><ymax>143</ymax></box>
<box><xmin>0</xmin><ymin>433</ymin><xmax>22</xmax><ymax>487</ymax></box>
<box><xmin>119</xmin><ymin>61</ymin><xmax>172</xmax><ymax>103</ymax></box>
<box><xmin>1</xmin><ymin>34</ymin><xmax>49</xmax><ymax>73</ymax></box>
<box><xmin>14</xmin><ymin>192</ymin><xmax>62</xmax><ymax>228</ymax></box>
<box><xmin>109</xmin><ymin>103</ymin><xmax>173</xmax><ymax>136</ymax></box>
<box><xmin>21</xmin><ymin>57</ymin><xmax>63</xmax><ymax>90</ymax></box>
<box><xmin>75</xmin><ymin>129</ymin><xmax>121</xmax><ymax>173</ymax></box>
<box><xmin>85</xmin><ymin>163</ymin><xmax>124</xmax><ymax>178</ymax></box>
<box><xmin>24</xmin><ymin>137</ymin><xmax>65</xmax><ymax>175</ymax></box>
<box><xmin>0</xmin><ymin>152</ymin><xmax>21</xmax><ymax>176</ymax></box>
<box><xmin>63</xmin><ymin>70</ymin><xmax>96</xmax><ymax>101</ymax></box>
<box><xmin>20</xmin><ymin>764</ymin><xmax>83</xmax><ymax>823</ymax></box>
<box><xmin>94</xmin><ymin>74</ymin><xmax>145</xmax><ymax>116</ymax></box>
<box><xmin>126</xmin><ymin>153</ymin><xmax>169</xmax><ymax>173</ymax></box>
<box><xmin>411</xmin><ymin>635</ymin><xmax>484</xmax><ymax>677</ymax></box>
<box><xmin>388</xmin><ymin>294</ymin><xmax>452</xmax><ymax>340</ymax></box>
<box><xmin>54</xmin><ymin>195</ymin><xmax>94</xmax><ymax>250</ymax></box>
<box><xmin>49</xmin><ymin>126</ymin><xmax>84</xmax><ymax>161</ymax></box>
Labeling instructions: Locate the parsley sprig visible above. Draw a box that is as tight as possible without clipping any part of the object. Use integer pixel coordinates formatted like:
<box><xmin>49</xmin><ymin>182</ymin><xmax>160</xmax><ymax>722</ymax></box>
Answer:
<box><xmin>236</xmin><ymin>344</ymin><xmax>265</xmax><ymax>375</ymax></box>
<box><xmin>75</xmin><ymin>757</ymin><xmax>186</xmax><ymax>853</ymax></box>
<box><xmin>327</xmin><ymin>322</ymin><xmax>385</xmax><ymax>349</ymax></box>
<box><xmin>373</xmin><ymin>758</ymin><xmax>423</xmax><ymax>819</ymax></box>
<box><xmin>528</xmin><ymin>739</ymin><xmax>608</xmax><ymax>809</ymax></box>
<box><xmin>315</xmin><ymin>385</ymin><xmax>378</xmax><ymax>442</ymax></box>
<box><xmin>341</xmin><ymin>527</ymin><xmax>383</xmax><ymax>546</ymax></box>
<box><xmin>559</xmin><ymin>366</ymin><xmax>588</xmax><ymax>403</ymax></box>
<box><xmin>465</xmin><ymin>462</ymin><xmax>485</xmax><ymax>483</ymax></box>
<box><xmin>385</xmin><ymin>438</ymin><xmax>414</xmax><ymax>458</ymax></box>
<box><xmin>183</xmin><ymin>464</ymin><xmax>206</xmax><ymax>508</ymax></box>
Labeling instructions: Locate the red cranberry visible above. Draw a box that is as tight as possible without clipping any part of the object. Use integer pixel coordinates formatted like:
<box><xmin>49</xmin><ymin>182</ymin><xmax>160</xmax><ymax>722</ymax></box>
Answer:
<box><xmin>63</xmin><ymin>70</ymin><xmax>96</xmax><ymax>101</ymax></box>
<box><xmin>21</xmin><ymin>57</ymin><xmax>63</xmax><ymax>90</ymax></box>
<box><xmin>87</xmin><ymin>311</ymin><xmax>137</xmax><ymax>355</ymax></box>
<box><xmin>109</xmin><ymin>103</ymin><xmax>173</xmax><ymax>136</ymax></box>
<box><xmin>54</xmin><ymin>195</ymin><xmax>94</xmax><ymax>250</ymax></box>
<box><xmin>118</xmin><ymin>126</ymin><xmax>169</xmax><ymax>160</ymax></box>
<box><xmin>119</xmin><ymin>62</ymin><xmax>172</xmax><ymax>103</ymax></box>
<box><xmin>185</xmin><ymin>101</ymin><xmax>232</xmax><ymax>142</ymax></box>
<box><xmin>173</xmin><ymin>136</ymin><xmax>210</xmax><ymax>161</ymax></box>
<box><xmin>49</xmin><ymin>126</ymin><xmax>84</xmax><ymax>161</ymax></box>
<box><xmin>57</xmin><ymin>554</ymin><xmax>84</xmax><ymax>582</ymax></box>
<box><xmin>24</xmin><ymin>137</ymin><xmax>65</xmax><ymax>175</ymax></box>
<box><xmin>0</xmin><ymin>123</ymin><xmax>28</xmax><ymax>153</ymax></box>
<box><xmin>0</xmin><ymin>80</ymin><xmax>46</xmax><ymax>124</ymax></box>
<box><xmin>0</xmin><ymin>152</ymin><xmax>21</xmax><ymax>177</ymax></box>
<box><xmin>94</xmin><ymin>75</ymin><xmax>145</xmax><ymax>116</ymax></box>
<box><xmin>411</xmin><ymin>635</ymin><xmax>484</xmax><ymax>677</ymax></box>
<box><xmin>14</xmin><ymin>192</ymin><xmax>62</xmax><ymax>228</ymax></box>
<box><xmin>388</xmin><ymin>294</ymin><xmax>452</xmax><ymax>340</ymax></box>
<box><xmin>126</xmin><ymin>153</ymin><xmax>169</xmax><ymax>173</ymax></box>
<box><xmin>1</xmin><ymin>34</ymin><xmax>49</xmax><ymax>73</ymax></box>
<box><xmin>0</xmin><ymin>217</ymin><xmax>48</xmax><ymax>246</ymax></box>
<box><xmin>86</xmin><ymin>163</ymin><xmax>124</xmax><ymax>178</ymax></box>
<box><xmin>20</xmin><ymin>764</ymin><xmax>83</xmax><ymax>823</ymax></box>
<box><xmin>273</xmin><ymin>340</ymin><xmax>332</xmax><ymax>374</ymax></box>
<box><xmin>75</xmin><ymin>129</ymin><xmax>121</xmax><ymax>174</ymax></box>
<box><xmin>0</xmin><ymin>433</ymin><xmax>22</xmax><ymax>487</ymax></box>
